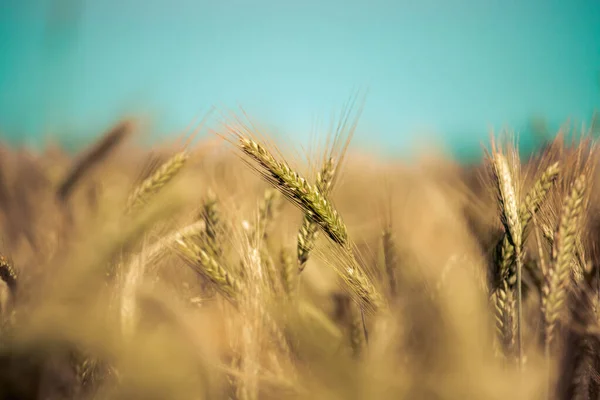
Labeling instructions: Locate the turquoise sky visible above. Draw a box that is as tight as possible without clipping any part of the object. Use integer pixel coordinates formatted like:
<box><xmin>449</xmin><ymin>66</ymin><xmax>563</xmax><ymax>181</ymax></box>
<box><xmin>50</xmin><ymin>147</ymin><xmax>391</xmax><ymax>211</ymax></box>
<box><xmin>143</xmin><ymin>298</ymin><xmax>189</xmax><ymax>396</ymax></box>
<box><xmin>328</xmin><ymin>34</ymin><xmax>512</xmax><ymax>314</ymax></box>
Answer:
<box><xmin>0</xmin><ymin>0</ymin><xmax>599</xmax><ymax>156</ymax></box>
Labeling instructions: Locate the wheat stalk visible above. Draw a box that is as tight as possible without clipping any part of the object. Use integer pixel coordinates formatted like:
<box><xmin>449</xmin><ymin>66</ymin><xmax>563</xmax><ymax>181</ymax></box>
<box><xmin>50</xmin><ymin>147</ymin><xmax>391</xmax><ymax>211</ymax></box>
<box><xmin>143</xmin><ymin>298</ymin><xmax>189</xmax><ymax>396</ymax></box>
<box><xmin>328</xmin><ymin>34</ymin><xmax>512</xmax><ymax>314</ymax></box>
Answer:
<box><xmin>382</xmin><ymin>226</ymin><xmax>397</xmax><ymax>298</ymax></box>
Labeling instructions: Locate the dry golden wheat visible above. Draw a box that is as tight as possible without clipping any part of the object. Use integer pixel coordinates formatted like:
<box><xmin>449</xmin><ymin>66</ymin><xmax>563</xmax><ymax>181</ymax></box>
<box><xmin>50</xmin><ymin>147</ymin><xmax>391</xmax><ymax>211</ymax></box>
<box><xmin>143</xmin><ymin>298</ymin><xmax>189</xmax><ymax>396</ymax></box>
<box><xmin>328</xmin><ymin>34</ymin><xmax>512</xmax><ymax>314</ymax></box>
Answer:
<box><xmin>126</xmin><ymin>151</ymin><xmax>189</xmax><ymax>213</ymax></box>
<box><xmin>542</xmin><ymin>174</ymin><xmax>587</xmax><ymax>349</ymax></box>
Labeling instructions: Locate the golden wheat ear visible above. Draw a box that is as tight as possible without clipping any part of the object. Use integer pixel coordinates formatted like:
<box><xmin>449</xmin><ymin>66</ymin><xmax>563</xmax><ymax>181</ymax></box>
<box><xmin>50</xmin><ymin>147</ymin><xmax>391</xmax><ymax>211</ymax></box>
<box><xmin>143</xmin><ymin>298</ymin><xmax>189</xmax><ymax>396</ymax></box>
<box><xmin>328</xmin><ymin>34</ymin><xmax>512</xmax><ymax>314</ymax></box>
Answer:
<box><xmin>126</xmin><ymin>151</ymin><xmax>189</xmax><ymax>214</ymax></box>
<box><xmin>175</xmin><ymin>237</ymin><xmax>243</xmax><ymax>304</ymax></box>
<box><xmin>542</xmin><ymin>174</ymin><xmax>587</xmax><ymax>351</ymax></box>
<box><xmin>253</xmin><ymin>188</ymin><xmax>283</xmax><ymax>244</ymax></box>
<box><xmin>278</xmin><ymin>247</ymin><xmax>296</xmax><ymax>299</ymax></box>
<box><xmin>486</xmin><ymin>134</ymin><xmax>525</xmax><ymax>364</ymax></box>
<box><xmin>297</xmin><ymin>94</ymin><xmax>363</xmax><ymax>271</ymax></box>
<box><xmin>231</xmin><ymin>132</ymin><xmax>350</xmax><ymax>249</ymax></box>
<box><xmin>297</xmin><ymin>157</ymin><xmax>336</xmax><ymax>270</ymax></box>
<box><xmin>519</xmin><ymin>162</ymin><xmax>560</xmax><ymax>234</ymax></box>
<box><xmin>222</xmin><ymin>117</ymin><xmax>384</xmax><ymax>313</ymax></box>
<box><xmin>199</xmin><ymin>189</ymin><xmax>224</xmax><ymax>259</ymax></box>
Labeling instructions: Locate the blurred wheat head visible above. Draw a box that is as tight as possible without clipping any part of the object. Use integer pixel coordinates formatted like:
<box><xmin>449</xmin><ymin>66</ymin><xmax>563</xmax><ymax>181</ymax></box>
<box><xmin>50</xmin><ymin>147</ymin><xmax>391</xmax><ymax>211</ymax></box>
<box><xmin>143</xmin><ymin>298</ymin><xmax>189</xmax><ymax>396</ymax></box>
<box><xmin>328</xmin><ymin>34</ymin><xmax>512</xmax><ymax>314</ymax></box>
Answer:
<box><xmin>0</xmin><ymin>111</ymin><xmax>598</xmax><ymax>400</ymax></box>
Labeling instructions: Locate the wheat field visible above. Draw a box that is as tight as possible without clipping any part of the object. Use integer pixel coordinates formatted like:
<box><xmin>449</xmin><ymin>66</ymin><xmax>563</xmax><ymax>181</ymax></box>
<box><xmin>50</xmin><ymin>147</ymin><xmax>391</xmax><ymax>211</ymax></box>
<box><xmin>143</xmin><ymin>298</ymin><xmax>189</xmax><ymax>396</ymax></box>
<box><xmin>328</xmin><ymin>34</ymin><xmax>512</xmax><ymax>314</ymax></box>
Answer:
<box><xmin>0</xmin><ymin>108</ymin><xmax>599</xmax><ymax>400</ymax></box>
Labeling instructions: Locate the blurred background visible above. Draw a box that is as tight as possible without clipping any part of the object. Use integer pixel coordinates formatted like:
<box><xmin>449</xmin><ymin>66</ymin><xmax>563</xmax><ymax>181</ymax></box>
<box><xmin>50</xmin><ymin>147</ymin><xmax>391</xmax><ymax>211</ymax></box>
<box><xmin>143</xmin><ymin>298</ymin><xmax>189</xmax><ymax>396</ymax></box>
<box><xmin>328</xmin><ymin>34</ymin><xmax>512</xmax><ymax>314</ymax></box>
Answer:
<box><xmin>0</xmin><ymin>0</ymin><xmax>599</xmax><ymax>160</ymax></box>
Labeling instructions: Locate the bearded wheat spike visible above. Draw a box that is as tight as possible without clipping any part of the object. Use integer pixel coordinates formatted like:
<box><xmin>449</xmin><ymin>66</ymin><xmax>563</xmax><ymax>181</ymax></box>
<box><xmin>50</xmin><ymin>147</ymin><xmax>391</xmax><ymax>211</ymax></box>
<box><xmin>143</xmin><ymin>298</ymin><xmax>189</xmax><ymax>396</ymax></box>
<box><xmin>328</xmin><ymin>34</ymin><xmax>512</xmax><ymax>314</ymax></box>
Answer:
<box><xmin>494</xmin><ymin>163</ymin><xmax>559</xmax><ymax>294</ymax></box>
<box><xmin>518</xmin><ymin>162</ymin><xmax>560</xmax><ymax>231</ymax></box>
<box><xmin>126</xmin><ymin>151</ymin><xmax>189</xmax><ymax>213</ymax></box>
<box><xmin>349</xmin><ymin>301</ymin><xmax>366</xmax><ymax>358</ymax></box>
<box><xmin>201</xmin><ymin>189</ymin><xmax>223</xmax><ymax>258</ymax></box>
<box><xmin>176</xmin><ymin>237</ymin><xmax>243</xmax><ymax>302</ymax></box>
<box><xmin>542</xmin><ymin>174</ymin><xmax>587</xmax><ymax>349</ymax></box>
<box><xmin>237</xmin><ymin>137</ymin><xmax>349</xmax><ymax>248</ymax></box>
<box><xmin>492</xmin><ymin>153</ymin><xmax>522</xmax><ymax>251</ymax></box>
<box><xmin>280</xmin><ymin>248</ymin><xmax>296</xmax><ymax>297</ymax></box>
<box><xmin>494</xmin><ymin>279</ymin><xmax>516</xmax><ymax>357</ymax></box>
<box><xmin>298</xmin><ymin>157</ymin><xmax>336</xmax><ymax>270</ymax></box>
<box><xmin>491</xmin><ymin>149</ymin><xmax>524</xmax><ymax>364</ymax></box>
<box><xmin>231</xmin><ymin>134</ymin><xmax>384</xmax><ymax>312</ymax></box>
<box><xmin>254</xmin><ymin>188</ymin><xmax>282</xmax><ymax>243</ymax></box>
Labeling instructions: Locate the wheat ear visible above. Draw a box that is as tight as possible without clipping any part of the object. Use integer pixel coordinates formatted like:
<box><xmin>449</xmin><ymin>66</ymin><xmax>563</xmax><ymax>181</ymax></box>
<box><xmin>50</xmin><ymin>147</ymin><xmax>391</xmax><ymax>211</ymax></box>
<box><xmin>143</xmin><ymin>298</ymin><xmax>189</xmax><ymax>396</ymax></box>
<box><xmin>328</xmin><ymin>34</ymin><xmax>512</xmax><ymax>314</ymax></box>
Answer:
<box><xmin>519</xmin><ymin>162</ymin><xmax>560</xmax><ymax>232</ymax></box>
<box><xmin>491</xmin><ymin>151</ymin><xmax>523</xmax><ymax>364</ymax></box>
<box><xmin>492</xmin><ymin>159</ymin><xmax>558</xmax><ymax>359</ymax></box>
<box><xmin>496</xmin><ymin>162</ymin><xmax>559</xmax><ymax>287</ymax></box>
<box><xmin>201</xmin><ymin>189</ymin><xmax>223</xmax><ymax>258</ymax></box>
<box><xmin>297</xmin><ymin>157</ymin><xmax>336</xmax><ymax>270</ymax></box>
<box><xmin>236</xmin><ymin>137</ymin><xmax>348</xmax><ymax>248</ymax></box>
<box><xmin>349</xmin><ymin>300</ymin><xmax>366</xmax><ymax>358</ymax></box>
<box><xmin>280</xmin><ymin>247</ymin><xmax>296</xmax><ymax>298</ymax></box>
<box><xmin>542</xmin><ymin>174</ymin><xmax>587</xmax><ymax>350</ymax></box>
<box><xmin>232</xmin><ymin>136</ymin><xmax>383</xmax><ymax>312</ymax></box>
<box><xmin>494</xmin><ymin>278</ymin><xmax>517</xmax><ymax>358</ymax></box>
<box><xmin>144</xmin><ymin>220</ymin><xmax>206</xmax><ymax>268</ymax></box>
<box><xmin>176</xmin><ymin>237</ymin><xmax>243</xmax><ymax>302</ymax></box>
<box><xmin>254</xmin><ymin>188</ymin><xmax>282</xmax><ymax>243</ymax></box>
<box><xmin>126</xmin><ymin>151</ymin><xmax>188</xmax><ymax>213</ymax></box>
